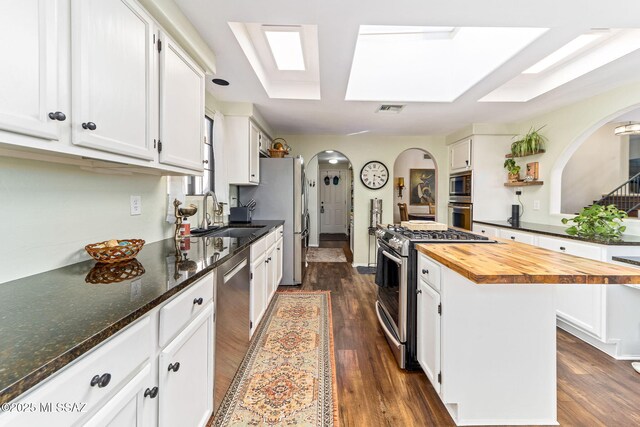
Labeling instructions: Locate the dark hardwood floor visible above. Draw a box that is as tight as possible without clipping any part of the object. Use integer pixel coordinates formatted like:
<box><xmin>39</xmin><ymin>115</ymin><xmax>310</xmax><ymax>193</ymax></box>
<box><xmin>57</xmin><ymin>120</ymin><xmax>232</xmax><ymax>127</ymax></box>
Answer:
<box><xmin>295</xmin><ymin>241</ymin><xmax>640</xmax><ymax>427</ymax></box>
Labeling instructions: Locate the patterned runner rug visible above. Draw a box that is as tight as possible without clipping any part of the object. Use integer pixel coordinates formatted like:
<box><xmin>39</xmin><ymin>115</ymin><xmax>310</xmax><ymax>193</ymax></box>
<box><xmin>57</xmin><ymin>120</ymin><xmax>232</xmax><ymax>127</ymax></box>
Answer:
<box><xmin>213</xmin><ymin>291</ymin><xmax>338</xmax><ymax>426</ymax></box>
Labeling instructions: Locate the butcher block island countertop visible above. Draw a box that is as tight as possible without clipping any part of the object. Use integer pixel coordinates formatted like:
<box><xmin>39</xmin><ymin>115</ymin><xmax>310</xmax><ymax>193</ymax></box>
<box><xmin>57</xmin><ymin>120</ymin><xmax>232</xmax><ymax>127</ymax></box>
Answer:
<box><xmin>416</xmin><ymin>239</ymin><xmax>640</xmax><ymax>284</ymax></box>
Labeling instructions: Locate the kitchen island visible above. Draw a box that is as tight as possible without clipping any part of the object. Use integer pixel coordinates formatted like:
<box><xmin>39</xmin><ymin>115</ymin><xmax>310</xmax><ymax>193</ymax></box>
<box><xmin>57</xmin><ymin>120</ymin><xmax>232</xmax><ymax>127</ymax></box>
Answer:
<box><xmin>414</xmin><ymin>239</ymin><xmax>640</xmax><ymax>426</ymax></box>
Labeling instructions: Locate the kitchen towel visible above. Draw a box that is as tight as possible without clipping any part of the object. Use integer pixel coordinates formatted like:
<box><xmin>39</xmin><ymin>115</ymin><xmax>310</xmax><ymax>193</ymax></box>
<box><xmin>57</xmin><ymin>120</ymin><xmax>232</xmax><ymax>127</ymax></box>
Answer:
<box><xmin>374</xmin><ymin>247</ymin><xmax>398</xmax><ymax>288</ymax></box>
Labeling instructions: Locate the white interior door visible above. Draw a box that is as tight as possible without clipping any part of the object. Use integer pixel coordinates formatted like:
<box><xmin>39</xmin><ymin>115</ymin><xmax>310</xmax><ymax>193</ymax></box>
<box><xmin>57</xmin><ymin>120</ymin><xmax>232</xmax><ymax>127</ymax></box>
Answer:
<box><xmin>71</xmin><ymin>0</ymin><xmax>155</xmax><ymax>160</ymax></box>
<box><xmin>320</xmin><ymin>169</ymin><xmax>348</xmax><ymax>234</ymax></box>
<box><xmin>0</xmin><ymin>0</ymin><xmax>61</xmax><ymax>141</ymax></box>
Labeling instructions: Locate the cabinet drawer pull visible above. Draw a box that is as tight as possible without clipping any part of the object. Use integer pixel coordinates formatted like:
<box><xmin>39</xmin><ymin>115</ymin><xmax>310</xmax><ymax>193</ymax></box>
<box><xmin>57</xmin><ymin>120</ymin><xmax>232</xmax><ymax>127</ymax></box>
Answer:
<box><xmin>510</xmin><ymin>236</ymin><xmax>516</xmax><ymax>240</ymax></box>
<box><xmin>168</xmin><ymin>362</ymin><xmax>180</xmax><ymax>372</ymax></box>
<box><xmin>144</xmin><ymin>387</ymin><xmax>159</xmax><ymax>399</ymax></box>
<box><xmin>82</xmin><ymin>122</ymin><xmax>97</xmax><ymax>131</ymax></box>
<box><xmin>416</xmin><ymin>289</ymin><xmax>422</xmax><ymax>294</ymax></box>
<box><xmin>193</xmin><ymin>297</ymin><xmax>203</xmax><ymax>305</ymax></box>
<box><xmin>48</xmin><ymin>111</ymin><xmax>66</xmax><ymax>121</ymax></box>
<box><xmin>203</xmin><ymin>159</ymin><xmax>209</xmax><ymax>164</ymax></box>
<box><xmin>559</xmin><ymin>246</ymin><xmax>566</xmax><ymax>251</ymax></box>
<box><xmin>422</xmin><ymin>269</ymin><xmax>429</xmax><ymax>275</ymax></box>
<box><xmin>90</xmin><ymin>373</ymin><xmax>111</xmax><ymax>388</ymax></box>
<box><xmin>481</xmin><ymin>230</ymin><xmax>486</xmax><ymax>233</ymax></box>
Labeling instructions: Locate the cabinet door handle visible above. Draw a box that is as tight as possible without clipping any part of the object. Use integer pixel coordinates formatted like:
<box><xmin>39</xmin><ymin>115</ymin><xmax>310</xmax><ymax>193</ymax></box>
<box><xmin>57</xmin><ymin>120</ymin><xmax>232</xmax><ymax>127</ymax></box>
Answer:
<box><xmin>481</xmin><ymin>230</ymin><xmax>485</xmax><ymax>233</ymax></box>
<box><xmin>90</xmin><ymin>373</ymin><xmax>111</xmax><ymax>388</ymax></box>
<box><xmin>277</xmin><ymin>248</ymin><xmax>281</xmax><ymax>251</ymax></box>
<box><xmin>82</xmin><ymin>122</ymin><xmax>97</xmax><ymax>131</ymax></box>
<box><xmin>48</xmin><ymin>111</ymin><xmax>66</xmax><ymax>121</ymax></box>
<box><xmin>193</xmin><ymin>297</ymin><xmax>203</xmax><ymax>305</ymax></box>
<box><xmin>416</xmin><ymin>289</ymin><xmax>422</xmax><ymax>294</ymax></box>
<box><xmin>203</xmin><ymin>159</ymin><xmax>209</xmax><ymax>164</ymax></box>
<box><xmin>144</xmin><ymin>387</ymin><xmax>159</xmax><ymax>399</ymax></box>
<box><xmin>422</xmin><ymin>269</ymin><xmax>429</xmax><ymax>275</ymax></box>
<box><xmin>559</xmin><ymin>246</ymin><xmax>566</xmax><ymax>251</ymax></box>
<box><xmin>251</xmin><ymin>174</ymin><xmax>256</xmax><ymax>177</ymax></box>
<box><xmin>168</xmin><ymin>362</ymin><xmax>180</xmax><ymax>372</ymax></box>
<box><xmin>510</xmin><ymin>236</ymin><xmax>516</xmax><ymax>240</ymax></box>
<box><xmin>465</xmin><ymin>160</ymin><xmax>469</xmax><ymax>166</ymax></box>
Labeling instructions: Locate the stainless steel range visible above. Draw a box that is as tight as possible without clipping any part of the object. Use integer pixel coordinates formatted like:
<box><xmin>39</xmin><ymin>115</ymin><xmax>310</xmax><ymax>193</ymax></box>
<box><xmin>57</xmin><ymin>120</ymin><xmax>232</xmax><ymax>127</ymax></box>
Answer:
<box><xmin>374</xmin><ymin>224</ymin><xmax>495</xmax><ymax>369</ymax></box>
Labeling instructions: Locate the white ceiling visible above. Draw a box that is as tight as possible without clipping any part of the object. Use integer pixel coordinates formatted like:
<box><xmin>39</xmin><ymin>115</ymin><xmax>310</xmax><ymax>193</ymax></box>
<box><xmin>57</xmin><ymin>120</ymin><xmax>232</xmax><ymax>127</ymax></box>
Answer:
<box><xmin>175</xmin><ymin>0</ymin><xmax>640</xmax><ymax>136</ymax></box>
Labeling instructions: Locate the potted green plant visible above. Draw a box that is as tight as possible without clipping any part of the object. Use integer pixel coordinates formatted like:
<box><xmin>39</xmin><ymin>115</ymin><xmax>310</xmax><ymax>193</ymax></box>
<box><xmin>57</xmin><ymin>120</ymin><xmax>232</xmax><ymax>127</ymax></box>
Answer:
<box><xmin>503</xmin><ymin>158</ymin><xmax>521</xmax><ymax>182</ymax></box>
<box><xmin>561</xmin><ymin>204</ymin><xmax>628</xmax><ymax>241</ymax></box>
<box><xmin>511</xmin><ymin>125</ymin><xmax>548</xmax><ymax>157</ymax></box>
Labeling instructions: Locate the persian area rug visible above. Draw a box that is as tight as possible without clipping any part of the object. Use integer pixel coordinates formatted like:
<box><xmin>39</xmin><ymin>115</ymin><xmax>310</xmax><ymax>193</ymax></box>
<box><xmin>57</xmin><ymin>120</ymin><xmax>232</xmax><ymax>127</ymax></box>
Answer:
<box><xmin>213</xmin><ymin>291</ymin><xmax>339</xmax><ymax>427</ymax></box>
<box><xmin>306</xmin><ymin>248</ymin><xmax>347</xmax><ymax>263</ymax></box>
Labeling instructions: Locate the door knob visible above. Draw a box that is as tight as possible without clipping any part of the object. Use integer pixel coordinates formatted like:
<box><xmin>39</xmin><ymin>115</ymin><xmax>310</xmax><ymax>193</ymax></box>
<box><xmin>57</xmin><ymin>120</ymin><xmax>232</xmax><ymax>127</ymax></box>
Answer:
<box><xmin>48</xmin><ymin>111</ymin><xmax>66</xmax><ymax>121</ymax></box>
<box><xmin>82</xmin><ymin>122</ymin><xmax>97</xmax><ymax>131</ymax></box>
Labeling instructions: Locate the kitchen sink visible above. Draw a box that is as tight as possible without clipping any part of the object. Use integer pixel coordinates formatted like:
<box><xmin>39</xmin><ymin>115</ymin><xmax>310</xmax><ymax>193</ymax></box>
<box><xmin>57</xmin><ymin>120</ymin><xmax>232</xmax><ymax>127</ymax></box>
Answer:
<box><xmin>192</xmin><ymin>226</ymin><xmax>263</xmax><ymax>238</ymax></box>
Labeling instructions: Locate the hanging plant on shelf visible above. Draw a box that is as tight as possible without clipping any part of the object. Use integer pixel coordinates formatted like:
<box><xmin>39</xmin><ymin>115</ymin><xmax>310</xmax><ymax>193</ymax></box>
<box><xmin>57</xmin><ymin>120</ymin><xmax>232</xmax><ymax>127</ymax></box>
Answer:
<box><xmin>561</xmin><ymin>204</ymin><xmax>627</xmax><ymax>241</ymax></box>
<box><xmin>511</xmin><ymin>125</ymin><xmax>548</xmax><ymax>157</ymax></box>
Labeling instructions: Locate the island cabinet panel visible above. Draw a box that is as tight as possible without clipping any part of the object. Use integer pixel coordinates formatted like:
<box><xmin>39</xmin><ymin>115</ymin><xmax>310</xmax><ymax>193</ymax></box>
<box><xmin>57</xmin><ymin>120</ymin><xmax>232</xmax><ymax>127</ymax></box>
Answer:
<box><xmin>472</xmin><ymin>223</ymin><xmax>499</xmax><ymax>237</ymax></box>
<box><xmin>416</xmin><ymin>279</ymin><xmax>441</xmax><ymax>394</ymax></box>
<box><xmin>416</xmin><ymin>251</ymin><xmax>557</xmax><ymax>426</ymax></box>
<box><xmin>498</xmin><ymin>228</ymin><xmax>536</xmax><ymax>245</ymax></box>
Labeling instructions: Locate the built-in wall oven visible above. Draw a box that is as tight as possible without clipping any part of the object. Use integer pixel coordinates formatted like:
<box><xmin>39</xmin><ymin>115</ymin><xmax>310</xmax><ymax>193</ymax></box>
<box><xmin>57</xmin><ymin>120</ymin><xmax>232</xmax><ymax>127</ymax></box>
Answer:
<box><xmin>448</xmin><ymin>202</ymin><xmax>473</xmax><ymax>230</ymax></box>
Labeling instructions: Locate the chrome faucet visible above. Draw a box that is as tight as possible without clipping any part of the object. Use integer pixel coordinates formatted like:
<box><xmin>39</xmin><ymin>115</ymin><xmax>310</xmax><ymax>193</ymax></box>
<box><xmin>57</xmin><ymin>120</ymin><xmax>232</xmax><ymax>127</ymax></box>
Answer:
<box><xmin>200</xmin><ymin>191</ymin><xmax>224</xmax><ymax>230</ymax></box>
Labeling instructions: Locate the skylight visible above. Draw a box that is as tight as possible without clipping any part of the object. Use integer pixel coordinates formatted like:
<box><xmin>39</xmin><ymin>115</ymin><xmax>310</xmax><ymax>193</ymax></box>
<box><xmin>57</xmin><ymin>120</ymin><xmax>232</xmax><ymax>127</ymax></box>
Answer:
<box><xmin>523</xmin><ymin>33</ymin><xmax>603</xmax><ymax>74</ymax></box>
<box><xmin>481</xmin><ymin>29</ymin><xmax>640</xmax><ymax>102</ymax></box>
<box><xmin>264</xmin><ymin>28</ymin><xmax>305</xmax><ymax>71</ymax></box>
<box><xmin>345</xmin><ymin>26</ymin><xmax>548</xmax><ymax>102</ymax></box>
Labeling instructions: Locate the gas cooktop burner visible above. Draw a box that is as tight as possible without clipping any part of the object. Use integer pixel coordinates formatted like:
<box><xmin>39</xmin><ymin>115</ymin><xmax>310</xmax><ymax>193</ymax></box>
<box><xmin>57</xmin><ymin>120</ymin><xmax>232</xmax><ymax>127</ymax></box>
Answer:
<box><xmin>384</xmin><ymin>225</ymin><xmax>493</xmax><ymax>242</ymax></box>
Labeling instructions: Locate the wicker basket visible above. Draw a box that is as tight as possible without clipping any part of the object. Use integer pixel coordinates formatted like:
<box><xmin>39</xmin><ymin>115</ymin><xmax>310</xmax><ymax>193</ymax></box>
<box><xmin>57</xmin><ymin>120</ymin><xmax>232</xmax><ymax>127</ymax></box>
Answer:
<box><xmin>85</xmin><ymin>259</ymin><xmax>146</xmax><ymax>284</ymax></box>
<box><xmin>269</xmin><ymin>149</ymin><xmax>288</xmax><ymax>158</ymax></box>
<box><xmin>85</xmin><ymin>239</ymin><xmax>145</xmax><ymax>264</ymax></box>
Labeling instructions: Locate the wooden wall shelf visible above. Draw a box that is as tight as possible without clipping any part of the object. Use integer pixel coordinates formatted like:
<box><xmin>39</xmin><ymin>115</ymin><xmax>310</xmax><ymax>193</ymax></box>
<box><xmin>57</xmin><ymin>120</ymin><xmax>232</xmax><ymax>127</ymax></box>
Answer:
<box><xmin>505</xmin><ymin>149</ymin><xmax>546</xmax><ymax>158</ymax></box>
<box><xmin>504</xmin><ymin>181</ymin><xmax>544</xmax><ymax>187</ymax></box>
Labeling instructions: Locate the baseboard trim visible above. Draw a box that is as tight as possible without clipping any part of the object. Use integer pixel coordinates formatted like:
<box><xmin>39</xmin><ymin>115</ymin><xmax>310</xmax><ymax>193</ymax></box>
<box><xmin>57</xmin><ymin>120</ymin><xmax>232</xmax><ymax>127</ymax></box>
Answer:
<box><xmin>556</xmin><ymin>319</ymin><xmax>634</xmax><ymax>359</ymax></box>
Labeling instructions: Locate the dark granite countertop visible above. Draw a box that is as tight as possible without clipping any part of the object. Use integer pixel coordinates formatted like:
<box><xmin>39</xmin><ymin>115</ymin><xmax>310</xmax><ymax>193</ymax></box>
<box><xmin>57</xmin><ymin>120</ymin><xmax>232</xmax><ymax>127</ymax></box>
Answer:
<box><xmin>612</xmin><ymin>256</ymin><xmax>640</xmax><ymax>267</ymax></box>
<box><xmin>474</xmin><ymin>220</ymin><xmax>640</xmax><ymax>246</ymax></box>
<box><xmin>0</xmin><ymin>220</ymin><xmax>283</xmax><ymax>404</ymax></box>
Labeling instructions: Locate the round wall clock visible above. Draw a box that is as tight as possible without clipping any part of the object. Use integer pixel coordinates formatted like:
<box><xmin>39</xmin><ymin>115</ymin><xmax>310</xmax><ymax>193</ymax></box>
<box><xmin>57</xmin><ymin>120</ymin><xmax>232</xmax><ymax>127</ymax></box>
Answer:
<box><xmin>360</xmin><ymin>161</ymin><xmax>389</xmax><ymax>189</ymax></box>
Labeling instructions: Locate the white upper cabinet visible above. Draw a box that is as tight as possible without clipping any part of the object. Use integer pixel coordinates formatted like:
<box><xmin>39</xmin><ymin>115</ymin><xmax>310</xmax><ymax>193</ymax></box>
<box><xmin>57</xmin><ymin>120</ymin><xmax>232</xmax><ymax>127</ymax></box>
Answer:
<box><xmin>450</xmin><ymin>138</ymin><xmax>472</xmax><ymax>172</ymax></box>
<box><xmin>158</xmin><ymin>32</ymin><xmax>205</xmax><ymax>171</ymax></box>
<box><xmin>0</xmin><ymin>0</ymin><xmax>62</xmax><ymax>141</ymax></box>
<box><xmin>71</xmin><ymin>0</ymin><xmax>155</xmax><ymax>160</ymax></box>
<box><xmin>226</xmin><ymin>117</ymin><xmax>268</xmax><ymax>185</ymax></box>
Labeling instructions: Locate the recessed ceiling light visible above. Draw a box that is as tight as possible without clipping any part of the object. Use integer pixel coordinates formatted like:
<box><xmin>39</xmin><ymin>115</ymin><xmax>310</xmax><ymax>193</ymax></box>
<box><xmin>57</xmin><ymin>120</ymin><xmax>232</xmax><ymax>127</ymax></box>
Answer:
<box><xmin>522</xmin><ymin>33</ymin><xmax>603</xmax><ymax>74</ymax></box>
<box><xmin>264</xmin><ymin>28</ymin><xmax>305</xmax><ymax>71</ymax></box>
<box><xmin>212</xmin><ymin>78</ymin><xmax>230</xmax><ymax>86</ymax></box>
<box><xmin>325</xmin><ymin>150</ymin><xmax>334</xmax><ymax>153</ymax></box>
<box><xmin>329</xmin><ymin>159</ymin><xmax>338</xmax><ymax>164</ymax></box>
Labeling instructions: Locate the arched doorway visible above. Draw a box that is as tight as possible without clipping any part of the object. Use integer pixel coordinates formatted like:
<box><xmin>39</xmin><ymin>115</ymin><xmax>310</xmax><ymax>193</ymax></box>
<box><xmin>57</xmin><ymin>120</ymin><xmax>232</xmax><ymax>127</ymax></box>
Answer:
<box><xmin>392</xmin><ymin>148</ymin><xmax>438</xmax><ymax>223</ymax></box>
<box><xmin>556</xmin><ymin>105</ymin><xmax>640</xmax><ymax>217</ymax></box>
<box><xmin>306</xmin><ymin>150</ymin><xmax>354</xmax><ymax>254</ymax></box>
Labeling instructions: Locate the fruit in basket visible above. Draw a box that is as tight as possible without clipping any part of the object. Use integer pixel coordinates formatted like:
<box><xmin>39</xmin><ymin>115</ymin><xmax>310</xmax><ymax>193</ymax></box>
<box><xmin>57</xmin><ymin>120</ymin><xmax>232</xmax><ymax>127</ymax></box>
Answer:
<box><xmin>106</xmin><ymin>239</ymin><xmax>119</xmax><ymax>247</ymax></box>
<box><xmin>273</xmin><ymin>141</ymin><xmax>284</xmax><ymax>150</ymax></box>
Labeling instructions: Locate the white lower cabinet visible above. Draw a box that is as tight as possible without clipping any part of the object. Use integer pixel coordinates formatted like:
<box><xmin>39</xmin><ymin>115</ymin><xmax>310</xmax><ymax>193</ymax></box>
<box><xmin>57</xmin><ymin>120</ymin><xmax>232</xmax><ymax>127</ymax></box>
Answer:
<box><xmin>472</xmin><ymin>223</ymin><xmax>499</xmax><ymax>238</ymax></box>
<box><xmin>416</xmin><ymin>278</ymin><xmax>441</xmax><ymax>394</ymax></box>
<box><xmin>498</xmin><ymin>228</ymin><xmax>536</xmax><ymax>245</ymax></box>
<box><xmin>0</xmin><ymin>273</ymin><xmax>216</xmax><ymax>427</ymax></box>
<box><xmin>249</xmin><ymin>228</ymin><xmax>283</xmax><ymax>336</ymax></box>
<box><xmin>159</xmin><ymin>304</ymin><xmax>214</xmax><ymax>427</ymax></box>
<box><xmin>83</xmin><ymin>363</ymin><xmax>152</xmax><ymax>427</ymax></box>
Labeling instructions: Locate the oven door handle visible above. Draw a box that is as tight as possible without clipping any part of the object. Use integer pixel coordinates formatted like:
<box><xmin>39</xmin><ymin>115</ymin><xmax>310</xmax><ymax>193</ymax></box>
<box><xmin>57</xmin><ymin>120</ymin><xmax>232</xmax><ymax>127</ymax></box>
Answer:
<box><xmin>375</xmin><ymin>302</ymin><xmax>402</xmax><ymax>349</ymax></box>
<box><xmin>381</xmin><ymin>250</ymin><xmax>402</xmax><ymax>265</ymax></box>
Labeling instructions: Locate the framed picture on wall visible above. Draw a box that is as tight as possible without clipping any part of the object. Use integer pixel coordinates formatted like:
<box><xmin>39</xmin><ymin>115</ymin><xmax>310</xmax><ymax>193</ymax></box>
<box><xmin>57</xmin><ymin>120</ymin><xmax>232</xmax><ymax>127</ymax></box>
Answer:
<box><xmin>409</xmin><ymin>169</ymin><xmax>436</xmax><ymax>206</ymax></box>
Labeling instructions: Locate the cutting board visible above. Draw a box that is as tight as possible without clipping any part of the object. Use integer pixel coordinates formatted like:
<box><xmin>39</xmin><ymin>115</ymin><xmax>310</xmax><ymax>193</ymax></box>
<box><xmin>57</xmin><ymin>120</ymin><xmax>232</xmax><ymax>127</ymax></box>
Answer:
<box><xmin>400</xmin><ymin>221</ymin><xmax>448</xmax><ymax>231</ymax></box>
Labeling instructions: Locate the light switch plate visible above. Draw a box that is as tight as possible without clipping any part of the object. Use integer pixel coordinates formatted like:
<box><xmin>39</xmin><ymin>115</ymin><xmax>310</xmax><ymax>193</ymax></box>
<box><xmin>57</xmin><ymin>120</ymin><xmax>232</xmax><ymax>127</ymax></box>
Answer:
<box><xmin>130</xmin><ymin>195</ymin><xmax>142</xmax><ymax>215</ymax></box>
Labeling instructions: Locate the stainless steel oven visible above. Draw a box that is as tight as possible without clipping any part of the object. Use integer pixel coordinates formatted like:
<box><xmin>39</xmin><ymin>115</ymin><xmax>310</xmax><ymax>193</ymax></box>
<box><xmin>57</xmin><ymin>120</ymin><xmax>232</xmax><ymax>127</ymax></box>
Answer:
<box><xmin>449</xmin><ymin>171</ymin><xmax>472</xmax><ymax>203</ymax></box>
<box><xmin>374</xmin><ymin>238</ymin><xmax>408</xmax><ymax>368</ymax></box>
<box><xmin>448</xmin><ymin>202</ymin><xmax>473</xmax><ymax>230</ymax></box>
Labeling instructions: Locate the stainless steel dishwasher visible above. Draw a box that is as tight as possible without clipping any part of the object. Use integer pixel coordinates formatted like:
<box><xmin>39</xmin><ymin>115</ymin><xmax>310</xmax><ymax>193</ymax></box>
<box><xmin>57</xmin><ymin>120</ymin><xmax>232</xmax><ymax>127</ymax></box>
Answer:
<box><xmin>214</xmin><ymin>247</ymin><xmax>250</xmax><ymax>412</ymax></box>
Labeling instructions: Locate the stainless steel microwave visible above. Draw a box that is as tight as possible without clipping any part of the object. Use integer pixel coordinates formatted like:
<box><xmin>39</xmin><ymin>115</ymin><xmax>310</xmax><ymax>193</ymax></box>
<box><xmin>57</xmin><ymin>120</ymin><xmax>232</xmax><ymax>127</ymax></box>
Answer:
<box><xmin>449</xmin><ymin>171</ymin><xmax>472</xmax><ymax>202</ymax></box>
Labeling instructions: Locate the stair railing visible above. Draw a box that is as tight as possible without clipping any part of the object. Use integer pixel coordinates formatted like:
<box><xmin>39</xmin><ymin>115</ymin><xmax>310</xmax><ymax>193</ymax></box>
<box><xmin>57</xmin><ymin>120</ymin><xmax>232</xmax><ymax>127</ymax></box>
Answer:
<box><xmin>594</xmin><ymin>172</ymin><xmax>640</xmax><ymax>213</ymax></box>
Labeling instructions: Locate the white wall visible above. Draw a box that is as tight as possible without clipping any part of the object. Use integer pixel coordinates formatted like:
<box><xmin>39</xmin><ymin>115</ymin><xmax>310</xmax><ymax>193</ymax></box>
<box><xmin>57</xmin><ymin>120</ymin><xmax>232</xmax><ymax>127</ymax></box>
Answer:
<box><xmin>561</xmin><ymin>123</ymin><xmax>628</xmax><ymax>214</ymax></box>
<box><xmin>283</xmin><ymin>134</ymin><xmax>447</xmax><ymax>266</ymax></box>
<box><xmin>506</xmin><ymin>80</ymin><xmax>640</xmax><ymax>235</ymax></box>
<box><xmin>393</xmin><ymin>149</ymin><xmax>436</xmax><ymax>223</ymax></box>
<box><xmin>0</xmin><ymin>157</ymin><xmax>172</xmax><ymax>283</ymax></box>
<box><xmin>307</xmin><ymin>156</ymin><xmax>319</xmax><ymax>247</ymax></box>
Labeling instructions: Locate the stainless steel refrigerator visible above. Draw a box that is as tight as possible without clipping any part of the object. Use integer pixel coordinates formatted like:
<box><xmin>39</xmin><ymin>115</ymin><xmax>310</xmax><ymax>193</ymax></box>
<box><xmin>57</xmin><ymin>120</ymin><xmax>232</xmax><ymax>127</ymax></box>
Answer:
<box><xmin>240</xmin><ymin>157</ymin><xmax>309</xmax><ymax>285</ymax></box>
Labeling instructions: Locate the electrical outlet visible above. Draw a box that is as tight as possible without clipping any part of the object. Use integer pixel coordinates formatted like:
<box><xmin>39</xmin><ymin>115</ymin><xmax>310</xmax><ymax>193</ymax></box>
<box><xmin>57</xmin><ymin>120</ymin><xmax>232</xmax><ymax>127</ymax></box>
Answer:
<box><xmin>533</xmin><ymin>200</ymin><xmax>541</xmax><ymax>210</ymax></box>
<box><xmin>130</xmin><ymin>195</ymin><xmax>142</xmax><ymax>215</ymax></box>
<box><xmin>515</xmin><ymin>190</ymin><xmax>522</xmax><ymax>196</ymax></box>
